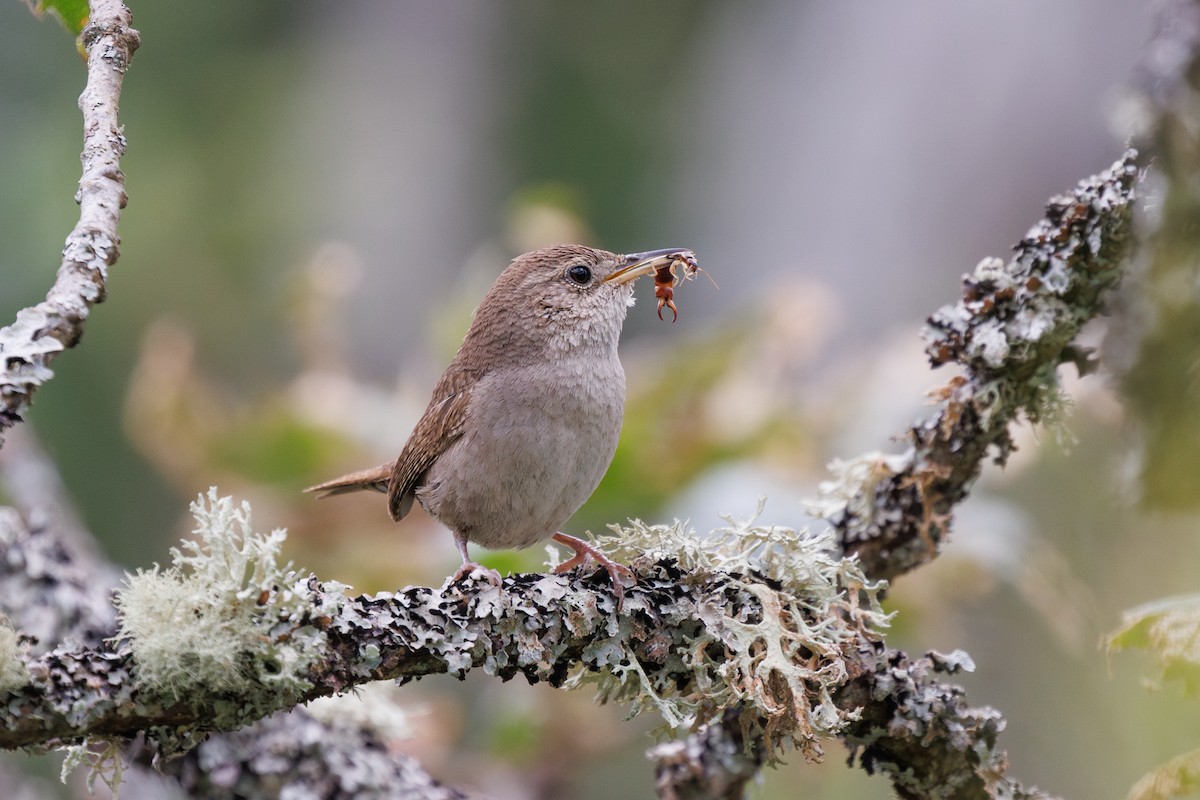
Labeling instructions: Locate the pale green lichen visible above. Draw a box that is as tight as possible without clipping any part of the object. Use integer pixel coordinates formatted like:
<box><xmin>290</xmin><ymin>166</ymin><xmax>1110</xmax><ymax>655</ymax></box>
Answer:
<box><xmin>113</xmin><ymin>488</ymin><xmax>327</xmax><ymax>702</ymax></box>
<box><xmin>587</xmin><ymin>501</ymin><xmax>890</xmax><ymax>763</ymax></box>
<box><xmin>60</xmin><ymin>738</ymin><xmax>124</xmax><ymax>797</ymax></box>
<box><xmin>0</xmin><ymin>613</ymin><xmax>29</xmax><ymax>694</ymax></box>
<box><xmin>975</xmin><ymin>365</ymin><xmax>1075</xmax><ymax>443</ymax></box>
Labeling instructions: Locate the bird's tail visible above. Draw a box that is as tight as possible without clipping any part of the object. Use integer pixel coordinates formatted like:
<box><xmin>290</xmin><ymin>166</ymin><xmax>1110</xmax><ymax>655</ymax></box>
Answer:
<box><xmin>304</xmin><ymin>463</ymin><xmax>393</xmax><ymax>498</ymax></box>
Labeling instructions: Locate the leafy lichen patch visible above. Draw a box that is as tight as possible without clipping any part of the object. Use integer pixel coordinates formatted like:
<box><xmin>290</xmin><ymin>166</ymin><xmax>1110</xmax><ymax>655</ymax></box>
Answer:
<box><xmin>583</xmin><ymin>502</ymin><xmax>890</xmax><ymax>763</ymax></box>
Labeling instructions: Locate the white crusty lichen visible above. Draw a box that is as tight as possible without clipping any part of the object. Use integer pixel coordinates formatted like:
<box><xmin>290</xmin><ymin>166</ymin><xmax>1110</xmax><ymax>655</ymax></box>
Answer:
<box><xmin>587</xmin><ymin>500</ymin><xmax>890</xmax><ymax>763</ymax></box>
<box><xmin>114</xmin><ymin>488</ymin><xmax>335</xmax><ymax>703</ymax></box>
<box><xmin>0</xmin><ymin>613</ymin><xmax>29</xmax><ymax>694</ymax></box>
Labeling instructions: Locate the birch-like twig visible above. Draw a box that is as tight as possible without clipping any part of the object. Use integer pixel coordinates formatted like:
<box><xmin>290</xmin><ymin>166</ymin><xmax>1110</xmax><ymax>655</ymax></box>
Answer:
<box><xmin>0</xmin><ymin>0</ymin><xmax>139</xmax><ymax>446</ymax></box>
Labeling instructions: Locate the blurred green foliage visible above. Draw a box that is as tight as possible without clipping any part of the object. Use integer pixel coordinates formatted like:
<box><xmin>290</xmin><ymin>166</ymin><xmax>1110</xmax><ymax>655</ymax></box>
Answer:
<box><xmin>22</xmin><ymin>0</ymin><xmax>88</xmax><ymax>36</ymax></box>
<box><xmin>1108</xmin><ymin>595</ymin><xmax>1200</xmax><ymax>800</ymax></box>
<box><xmin>1108</xmin><ymin>594</ymin><xmax>1200</xmax><ymax>696</ymax></box>
<box><xmin>1121</xmin><ymin>191</ymin><xmax>1200</xmax><ymax>510</ymax></box>
<box><xmin>588</xmin><ymin>323</ymin><xmax>809</xmax><ymax>529</ymax></box>
<box><xmin>208</xmin><ymin>413</ymin><xmax>352</xmax><ymax>488</ymax></box>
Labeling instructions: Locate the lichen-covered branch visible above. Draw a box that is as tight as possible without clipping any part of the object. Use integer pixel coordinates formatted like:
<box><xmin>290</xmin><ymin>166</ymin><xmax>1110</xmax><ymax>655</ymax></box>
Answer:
<box><xmin>649</xmin><ymin>707</ymin><xmax>764</xmax><ymax>800</ymax></box>
<box><xmin>813</xmin><ymin>150</ymin><xmax>1138</xmax><ymax>582</ymax></box>
<box><xmin>0</xmin><ymin>0</ymin><xmax>139</xmax><ymax>445</ymax></box>
<box><xmin>653</xmin><ymin>150</ymin><xmax>1139</xmax><ymax>798</ymax></box>
<box><xmin>156</xmin><ymin>708</ymin><xmax>478</xmax><ymax>800</ymax></box>
<box><xmin>838</xmin><ymin>649</ymin><xmax>1058</xmax><ymax>800</ymax></box>
<box><xmin>0</xmin><ymin>427</ymin><xmax>102</xmax><ymax>563</ymax></box>
<box><xmin>644</xmin><ymin>646</ymin><xmax>1062</xmax><ymax>800</ymax></box>
<box><xmin>0</xmin><ymin>557</ymin><xmax>873</xmax><ymax>753</ymax></box>
<box><xmin>0</xmin><ymin>503</ymin><xmax>471</xmax><ymax>798</ymax></box>
<box><xmin>0</xmin><ymin>499</ymin><xmax>1054</xmax><ymax>800</ymax></box>
<box><xmin>0</xmin><ymin>507</ymin><xmax>117</xmax><ymax>653</ymax></box>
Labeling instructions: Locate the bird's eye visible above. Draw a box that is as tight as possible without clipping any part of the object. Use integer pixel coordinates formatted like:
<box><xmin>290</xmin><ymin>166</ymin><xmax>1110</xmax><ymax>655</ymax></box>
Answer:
<box><xmin>566</xmin><ymin>264</ymin><xmax>592</xmax><ymax>285</ymax></box>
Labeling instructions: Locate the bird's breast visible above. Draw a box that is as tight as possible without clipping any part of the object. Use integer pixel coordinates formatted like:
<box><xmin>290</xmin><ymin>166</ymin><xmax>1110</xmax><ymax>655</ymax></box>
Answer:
<box><xmin>417</xmin><ymin>354</ymin><xmax>626</xmax><ymax>550</ymax></box>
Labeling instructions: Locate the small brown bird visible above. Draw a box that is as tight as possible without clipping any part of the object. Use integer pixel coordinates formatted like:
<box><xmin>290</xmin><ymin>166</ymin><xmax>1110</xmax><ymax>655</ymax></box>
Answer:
<box><xmin>306</xmin><ymin>244</ymin><xmax>695</xmax><ymax>593</ymax></box>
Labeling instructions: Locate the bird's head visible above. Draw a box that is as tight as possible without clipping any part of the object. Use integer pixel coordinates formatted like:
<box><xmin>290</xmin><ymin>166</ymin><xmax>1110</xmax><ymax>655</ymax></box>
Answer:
<box><xmin>468</xmin><ymin>244</ymin><xmax>691</xmax><ymax>358</ymax></box>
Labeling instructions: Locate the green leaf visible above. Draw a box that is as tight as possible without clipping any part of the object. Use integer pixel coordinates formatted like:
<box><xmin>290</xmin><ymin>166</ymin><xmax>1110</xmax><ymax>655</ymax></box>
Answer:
<box><xmin>1108</xmin><ymin>593</ymin><xmax>1200</xmax><ymax>695</ymax></box>
<box><xmin>22</xmin><ymin>0</ymin><xmax>90</xmax><ymax>36</ymax></box>
<box><xmin>1128</xmin><ymin>747</ymin><xmax>1200</xmax><ymax>800</ymax></box>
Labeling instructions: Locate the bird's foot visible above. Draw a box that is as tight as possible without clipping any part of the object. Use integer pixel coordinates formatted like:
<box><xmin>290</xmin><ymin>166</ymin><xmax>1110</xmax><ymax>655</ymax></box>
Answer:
<box><xmin>551</xmin><ymin>532</ymin><xmax>635</xmax><ymax>606</ymax></box>
<box><xmin>449</xmin><ymin>560</ymin><xmax>503</xmax><ymax>587</ymax></box>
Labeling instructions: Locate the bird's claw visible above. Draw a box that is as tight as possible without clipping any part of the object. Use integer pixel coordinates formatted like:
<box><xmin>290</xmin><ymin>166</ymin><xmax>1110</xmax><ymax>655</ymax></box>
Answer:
<box><xmin>449</xmin><ymin>561</ymin><xmax>503</xmax><ymax>587</ymax></box>
<box><xmin>552</xmin><ymin>532</ymin><xmax>635</xmax><ymax>608</ymax></box>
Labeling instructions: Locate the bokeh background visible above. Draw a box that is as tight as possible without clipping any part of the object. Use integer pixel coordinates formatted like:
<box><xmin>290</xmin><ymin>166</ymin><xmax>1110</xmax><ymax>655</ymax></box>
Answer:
<box><xmin>3</xmin><ymin>2</ymin><xmax>1196</xmax><ymax>799</ymax></box>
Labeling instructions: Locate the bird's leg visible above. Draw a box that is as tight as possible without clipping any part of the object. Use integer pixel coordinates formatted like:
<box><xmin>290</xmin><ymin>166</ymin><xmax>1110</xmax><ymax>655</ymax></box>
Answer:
<box><xmin>449</xmin><ymin>530</ymin><xmax>502</xmax><ymax>586</ymax></box>
<box><xmin>552</xmin><ymin>532</ymin><xmax>635</xmax><ymax>602</ymax></box>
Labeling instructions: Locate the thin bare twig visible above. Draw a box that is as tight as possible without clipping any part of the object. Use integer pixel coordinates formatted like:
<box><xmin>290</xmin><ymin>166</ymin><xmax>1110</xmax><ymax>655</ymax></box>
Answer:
<box><xmin>0</xmin><ymin>0</ymin><xmax>139</xmax><ymax>446</ymax></box>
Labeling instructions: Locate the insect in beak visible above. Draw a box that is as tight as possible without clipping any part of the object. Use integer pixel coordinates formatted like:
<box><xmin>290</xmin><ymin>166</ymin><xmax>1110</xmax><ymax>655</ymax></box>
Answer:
<box><xmin>604</xmin><ymin>249</ymin><xmax>705</xmax><ymax>322</ymax></box>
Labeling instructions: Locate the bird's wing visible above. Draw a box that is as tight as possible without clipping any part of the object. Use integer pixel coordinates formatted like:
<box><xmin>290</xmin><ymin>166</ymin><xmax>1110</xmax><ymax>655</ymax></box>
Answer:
<box><xmin>387</xmin><ymin>366</ymin><xmax>478</xmax><ymax>521</ymax></box>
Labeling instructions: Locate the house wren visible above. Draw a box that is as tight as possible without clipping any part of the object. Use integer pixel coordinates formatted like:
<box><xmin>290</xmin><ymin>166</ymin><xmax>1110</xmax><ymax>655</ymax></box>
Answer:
<box><xmin>306</xmin><ymin>244</ymin><xmax>697</xmax><ymax>592</ymax></box>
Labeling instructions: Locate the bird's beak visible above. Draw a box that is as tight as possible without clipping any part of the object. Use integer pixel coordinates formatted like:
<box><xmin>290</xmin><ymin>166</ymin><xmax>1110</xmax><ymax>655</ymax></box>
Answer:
<box><xmin>603</xmin><ymin>248</ymin><xmax>694</xmax><ymax>285</ymax></box>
